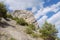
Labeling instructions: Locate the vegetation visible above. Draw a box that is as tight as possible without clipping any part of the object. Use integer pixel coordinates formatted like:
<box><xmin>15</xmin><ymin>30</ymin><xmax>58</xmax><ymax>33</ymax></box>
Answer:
<box><xmin>39</xmin><ymin>22</ymin><xmax>58</xmax><ymax>40</ymax></box>
<box><xmin>7</xmin><ymin>14</ymin><xmax>28</xmax><ymax>26</ymax></box>
<box><xmin>10</xmin><ymin>38</ymin><xmax>16</xmax><ymax>40</ymax></box>
<box><xmin>31</xmin><ymin>33</ymin><xmax>40</xmax><ymax>38</ymax></box>
<box><xmin>13</xmin><ymin>17</ymin><xmax>28</xmax><ymax>26</ymax></box>
<box><xmin>0</xmin><ymin>2</ymin><xmax>58</xmax><ymax>40</ymax></box>
<box><xmin>8</xmin><ymin>17</ymin><xmax>28</xmax><ymax>26</ymax></box>
<box><xmin>0</xmin><ymin>2</ymin><xmax>7</xmax><ymax>20</ymax></box>
<box><xmin>7</xmin><ymin>14</ymin><xmax>13</xmax><ymax>19</ymax></box>
<box><xmin>25</xmin><ymin>27</ymin><xmax>34</xmax><ymax>34</ymax></box>
<box><xmin>28</xmin><ymin>24</ymin><xmax>36</xmax><ymax>30</ymax></box>
<box><xmin>25</xmin><ymin>23</ymin><xmax>39</xmax><ymax>38</ymax></box>
<box><xmin>25</xmin><ymin>24</ymin><xmax>36</xmax><ymax>34</ymax></box>
<box><xmin>7</xmin><ymin>14</ymin><xmax>59</xmax><ymax>40</ymax></box>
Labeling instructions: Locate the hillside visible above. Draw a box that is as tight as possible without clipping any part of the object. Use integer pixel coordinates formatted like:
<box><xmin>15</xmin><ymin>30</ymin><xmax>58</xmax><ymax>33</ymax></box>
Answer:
<box><xmin>0</xmin><ymin>10</ymin><xmax>43</xmax><ymax>40</ymax></box>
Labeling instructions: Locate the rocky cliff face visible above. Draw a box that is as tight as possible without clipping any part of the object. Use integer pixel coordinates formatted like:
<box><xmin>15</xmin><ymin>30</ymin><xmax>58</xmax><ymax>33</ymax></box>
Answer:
<box><xmin>12</xmin><ymin>10</ymin><xmax>39</xmax><ymax>27</ymax></box>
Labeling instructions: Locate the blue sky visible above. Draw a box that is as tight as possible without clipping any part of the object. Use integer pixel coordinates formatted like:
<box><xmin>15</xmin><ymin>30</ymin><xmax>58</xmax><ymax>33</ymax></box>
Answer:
<box><xmin>0</xmin><ymin>0</ymin><xmax>60</xmax><ymax>38</ymax></box>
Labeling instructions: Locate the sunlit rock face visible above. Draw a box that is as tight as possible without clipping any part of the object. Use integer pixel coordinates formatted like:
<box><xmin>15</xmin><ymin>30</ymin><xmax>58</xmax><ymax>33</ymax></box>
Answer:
<box><xmin>12</xmin><ymin>10</ymin><xmax>39</xmax><ymax>27</ymax></box>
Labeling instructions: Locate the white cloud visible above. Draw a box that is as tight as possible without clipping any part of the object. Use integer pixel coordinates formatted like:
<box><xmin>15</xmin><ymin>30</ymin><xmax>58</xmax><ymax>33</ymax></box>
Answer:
<box><xmin>47</xmin><ymin>11</ymin><xmax>60</xmax><ymax>37</ymax></box>
<box><xmin>55</xmin><ymin>21</ymin><xmax>60</xmax><ymax>27</ymax></box>
<box><xmin>37</xmin><ymin>15</ymin><xmax>48</xmax><ymax>27</ymax></box>
<box><xmin>0</xmin><ymin>0</ymin><xmax>5</xmax><ymax>2</ymax></box>
<box><xmin>31</xmin><ymin>7</ymin><xmax>38</xmax><ymax>13</ymax></box>
<box><xmin>34</xmin><ymin>2</ymin><xmax>60</xmax><ymax>29</ymax></box>
<box><xmin>55</xmin><ymin>21</ymin><xmax>60</xmax><ymax>30</ymax></box>
<box><xmin>47</xmin><ymin>11</ymin><xmax>60</xmax><ymax>24</ymax></box>
<box><xmin>34</xmin><ymin>2</ymin><xmax>60</xmax><ymax>19</ymax></box>
<box><xmin>55</xmin><ymin>21</ymin><xmax>60</xmax><ymax>37</ymax></box>
<box><xmin>0</xmin><ymin>0</ymin><xmax>44</xmax><ymax>10</ymax></box>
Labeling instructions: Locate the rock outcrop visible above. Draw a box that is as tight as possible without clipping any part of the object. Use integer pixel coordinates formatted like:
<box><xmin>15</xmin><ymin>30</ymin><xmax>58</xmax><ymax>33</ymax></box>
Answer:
<box><xmin>0</xmin><ymin>10</ymin><xmax>42</xmax><ymax>40</ymax></box>
<box><xmin>12</xmin><ymin>10</ymin><xmax>39</xmax><ymax>27</ymax></box>
<box><xmin>0</xmin><ymin>18</ymin><xmax>43</xmax><ymax>40</ymax></box>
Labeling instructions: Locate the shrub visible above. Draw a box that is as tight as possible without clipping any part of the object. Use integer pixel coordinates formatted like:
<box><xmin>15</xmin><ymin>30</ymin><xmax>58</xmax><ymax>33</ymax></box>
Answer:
<box><xmin>7</xmin><ymin>15</ymin><xmax>28</xmax><ymax>26</ymax></box>
<box><xmin>28</xmin><ymin>24</ymin><xmax>36</xmax><ymax>30</ymax></box>
<box><xmin>0</xmin><ymin>2</ymin><xmax>7</xmax><ymax>20</ymax></box>
<box><xmin>13</xmin><ymin>17</ymin><xmax>19</xmax><ymax>21</ymax></box>
<box><xmin>13</xmin><ymin>17</ymin><xmax>28</xmax><ymax>26</ymax></box>
<box><xmin>10</xmin><ymin>38</ymin><xmax>16</xmax><ymax>40</ymax></box>
<box><xmin>25</xmin><ymin>27</ymin><xmax>34</xmax><ymax>34</ymax></box>
<box><xmin>31</xmin><ymin>33</ymin><xmax>40</xmax><ymax>38</ymax></box>
<box><xmin>39</xmin><ymin>22</ymin><xmax>58</xmax><ymax>40</ymax></box>
<box><xmin>7</xmin><ymin>14</ymin><xmax>13</xmax><ymax>19</ymax></box>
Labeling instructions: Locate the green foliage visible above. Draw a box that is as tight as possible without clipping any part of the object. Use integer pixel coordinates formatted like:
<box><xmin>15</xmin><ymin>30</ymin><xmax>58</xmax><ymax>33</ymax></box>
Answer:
<box><xmin>0</xmin><ymin>2</ymin><xmax>7</xmax><ymax>19</ymax></box>
<box><xmin>25</xmin><ymin>27</ymin><xmax>34</xmax><ymax>34</ymax></box>
<box><xmin>13</xmin><ymin>17</ymin><xmax>28</xmax><ymax>26</ymax></box>
<box><xmin>28</xmin><ymin>24</ymin><xmax>36</xmax><ymax>30</ymax></box>
<box><xmin>25</xmin><ymin>24</ymin><xmax>40</xmax><ymax>38</ymax></box>
<box><xmin>7</xmin><ymin>14</ymin><xmax>13</xmax><ymax>19</ymax></box>
<box><xmin>39</xmin><ymin>22</ymin><xmax>58</xmax><ymax>40</ymax></box>
<box><xmin>7</xmin><ymin>14</ymin><xmax>28</xmax><ymax>26</ymax></box>
<box><xmin>10</xmin><ymin>38</ymin><xmax>16</xmax><ymax>40</ymax></box>
<box><xmin>25</xmin><ymin>24</ymin><xmax>37</xmax><ymax>37</ymax></box>
<box><xmin>6</xmin><ymin>14</ymin><xmax>28</xmax><ymax>26</ymax></box>
<box><xmin>31</xmin><ymin>33</ymin><xmax>40</xmax><ymax>38</ymax></box>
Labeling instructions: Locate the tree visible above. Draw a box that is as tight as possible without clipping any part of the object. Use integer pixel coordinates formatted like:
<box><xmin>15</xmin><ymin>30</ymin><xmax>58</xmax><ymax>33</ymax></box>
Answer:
<box><xmin>39</xmin><ymin>22</ymin><xmax>58</xmax><ymax>40</ymax></box>
<box><xmin>0</xmin><ymin>2</ymin><xmax>7</xmax><ymax>21</ymax></box>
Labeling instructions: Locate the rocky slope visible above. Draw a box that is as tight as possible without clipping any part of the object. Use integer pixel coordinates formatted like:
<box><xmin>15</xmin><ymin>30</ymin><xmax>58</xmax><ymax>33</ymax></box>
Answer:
<box><xmin>0</xmin><ymin>18</ymin><xmax>43</xmax><ymax>40</ymax></box>
<box><xmin>0</xmin><ymin>10</ymin><xmax>43</xmax><ymax>40</ymax></box>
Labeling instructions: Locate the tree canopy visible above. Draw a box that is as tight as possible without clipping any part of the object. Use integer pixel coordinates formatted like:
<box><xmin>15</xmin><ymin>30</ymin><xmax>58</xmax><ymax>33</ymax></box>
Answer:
<box><xmin>39</xmin><ymin>22</ymin><xmax>58</xmax><ymax>40</ymax></box>
<box><xmin>0</xmin><ymin>2</ymin><xmax>7</xmax><ymax>19</ymax></box>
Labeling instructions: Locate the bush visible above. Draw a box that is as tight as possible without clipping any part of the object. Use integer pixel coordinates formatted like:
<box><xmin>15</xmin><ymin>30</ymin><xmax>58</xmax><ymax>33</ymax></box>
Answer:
<box><xmin>12</xmin><ymin>17</ymin><xmax>19</xmax><ymax>21</ymax></box>
<box><xmin>39</xmin><ymin>22</ymin><xmax>58</xmax><ymax>40</ymax></box>
<box><xmin>7</xmin><ymin>15</ymin><xmax>28</xmax><ymax>26</ymax></box>
<box><xmin>25</xmin><ymin>24</ymin><xmax>36</xmax><ymax>35</ymax></box>
<box><xmin>25</xmin><ymin>27</ymin><xmax>34</xmax><ymax>34</ymax></box>
<box><xmin>31</xmin><ymin>33</ymin><xmax>40</xmax><ymax>38</ymax></box>
<box><xmin>13</xmin><ymin>17</ymin><xmax>28</xmax><ymax>26</ymax></box>
<box><xmin>10</xmin><ymin>38</ymin><xmax>16</xmax><ymax>40</ymax></box>
<box><xmin>7</xmin><ymin>14</ymin><xmax>13</xmax><ymax>19</ymax></box>
<box><xmin>25</xmin><ymin>26</ymin><xmax>40</xmax><ymax>38</ymax></box>
<box><xmin>17</xmin><ymin>18</ymin><xmax>28</xmax><ymax>26</ymax></box>
<box><xmin>0</xmin><ymin>2</ymin><xmax>7</xmax><ymax>20</ymax></box>
<box><xmin>28</xmin><ymin>24</ymin><xmax>36</xmax><ymax>30</ymax></box>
